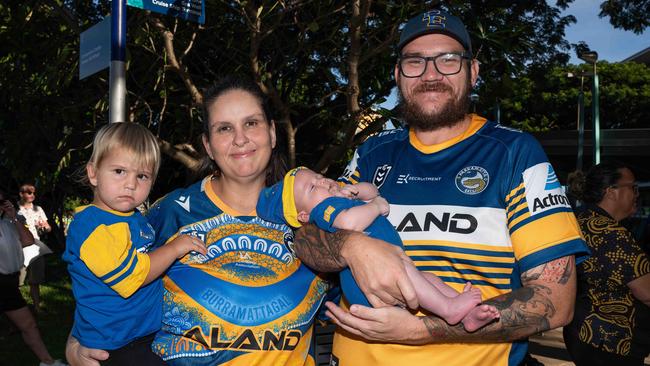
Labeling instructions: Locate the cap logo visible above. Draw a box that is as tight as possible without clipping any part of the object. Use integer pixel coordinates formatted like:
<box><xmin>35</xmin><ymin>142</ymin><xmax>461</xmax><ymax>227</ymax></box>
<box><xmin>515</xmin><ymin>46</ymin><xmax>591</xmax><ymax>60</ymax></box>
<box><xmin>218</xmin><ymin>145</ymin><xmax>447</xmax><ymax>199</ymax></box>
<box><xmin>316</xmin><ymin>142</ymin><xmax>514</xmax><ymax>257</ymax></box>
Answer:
<box><xmin>423</xmin><ymin>10</ymin><xmax>446</xmax><ymax>28</ymax></box>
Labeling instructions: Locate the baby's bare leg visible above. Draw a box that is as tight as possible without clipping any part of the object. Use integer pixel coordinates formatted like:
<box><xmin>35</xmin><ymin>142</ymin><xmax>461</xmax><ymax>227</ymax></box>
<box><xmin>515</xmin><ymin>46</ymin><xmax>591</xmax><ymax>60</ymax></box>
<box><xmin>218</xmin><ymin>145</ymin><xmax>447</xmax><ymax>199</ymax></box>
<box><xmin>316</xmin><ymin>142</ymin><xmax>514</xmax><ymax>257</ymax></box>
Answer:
<box><xmin>420</xmin><ymin>271</ymin><xmax>462</xmax><ymax>298</ymax></box>
<box><xmin>461</xmin><ymin>304</ymin><xmax>500</xmax><ymax>332</ymax></box>
<box><xmin>405</xmin><ymin>264</ymin><xmax>482</xmax><ymax>325</ymax></box>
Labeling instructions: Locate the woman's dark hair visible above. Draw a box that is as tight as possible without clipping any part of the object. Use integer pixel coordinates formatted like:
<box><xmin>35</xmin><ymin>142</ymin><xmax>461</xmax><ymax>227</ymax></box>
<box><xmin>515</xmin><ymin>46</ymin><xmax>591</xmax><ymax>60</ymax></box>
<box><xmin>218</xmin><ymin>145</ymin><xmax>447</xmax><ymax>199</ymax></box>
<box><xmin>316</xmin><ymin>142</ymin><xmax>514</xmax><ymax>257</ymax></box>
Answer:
<box><xmin>568</xmin><ymin>162</ymin><xmax>630</xmax><ymax>204</ymax></box>
<box><xmin>195</xmin><ymin>76</ymin><xmax>287</xmax><ymax>185</ymax></box>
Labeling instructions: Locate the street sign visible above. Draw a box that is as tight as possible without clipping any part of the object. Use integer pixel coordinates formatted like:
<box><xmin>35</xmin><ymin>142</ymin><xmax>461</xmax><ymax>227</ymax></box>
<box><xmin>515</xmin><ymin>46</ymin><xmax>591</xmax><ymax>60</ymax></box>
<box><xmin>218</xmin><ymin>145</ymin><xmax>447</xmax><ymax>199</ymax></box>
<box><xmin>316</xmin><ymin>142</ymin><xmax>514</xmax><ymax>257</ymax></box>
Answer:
<box><xmin>127</xmin><ymin>0</ymin><xmax>205</xmax><ymax>24</ymax></box>
<box><xmin>79</xmin><ymin>16</ymin><xmax>111</xmax><ymax>80</ymax></box>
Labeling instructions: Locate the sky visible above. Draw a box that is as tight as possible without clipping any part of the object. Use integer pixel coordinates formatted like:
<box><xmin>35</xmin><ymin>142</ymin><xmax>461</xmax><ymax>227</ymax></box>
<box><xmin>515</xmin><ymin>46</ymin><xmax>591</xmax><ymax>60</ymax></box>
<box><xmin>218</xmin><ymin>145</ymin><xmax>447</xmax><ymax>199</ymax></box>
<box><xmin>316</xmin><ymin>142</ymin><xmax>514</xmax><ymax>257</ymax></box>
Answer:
<box><xmin>562</xmin><ymin>0</ymin><xmax>648</xmax><ymax>64</ymax></box>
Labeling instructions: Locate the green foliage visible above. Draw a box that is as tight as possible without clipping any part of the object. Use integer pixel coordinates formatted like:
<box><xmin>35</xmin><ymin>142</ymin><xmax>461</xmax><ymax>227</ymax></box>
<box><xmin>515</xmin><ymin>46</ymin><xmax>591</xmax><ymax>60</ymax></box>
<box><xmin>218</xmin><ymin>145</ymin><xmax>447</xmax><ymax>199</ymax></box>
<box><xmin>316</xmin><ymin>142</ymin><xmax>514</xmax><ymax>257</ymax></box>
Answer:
<box><xmin>484</xmin><ymin>61</ymin><xmax>650</xmax><ymax>132</ymax></box>
<box><xmin>598</xmin><ymin>0</ymin><xmax>649</xmax><ymax>34</ymax></box>
<box><xmin>1</xmin><ymin>1</ymin><xmax>648</xmax><ymax>224</ymax></box>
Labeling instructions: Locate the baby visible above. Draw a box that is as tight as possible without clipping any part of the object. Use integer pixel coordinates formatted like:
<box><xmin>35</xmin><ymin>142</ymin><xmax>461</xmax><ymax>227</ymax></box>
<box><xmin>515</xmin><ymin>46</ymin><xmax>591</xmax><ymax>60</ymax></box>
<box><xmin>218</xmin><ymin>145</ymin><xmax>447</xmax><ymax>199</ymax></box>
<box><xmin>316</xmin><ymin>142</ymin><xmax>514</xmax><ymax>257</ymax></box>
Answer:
<box><xmin>257</xmin><ymin>167</ymin><xmax>499</xmax><ymax>332</ymax></box>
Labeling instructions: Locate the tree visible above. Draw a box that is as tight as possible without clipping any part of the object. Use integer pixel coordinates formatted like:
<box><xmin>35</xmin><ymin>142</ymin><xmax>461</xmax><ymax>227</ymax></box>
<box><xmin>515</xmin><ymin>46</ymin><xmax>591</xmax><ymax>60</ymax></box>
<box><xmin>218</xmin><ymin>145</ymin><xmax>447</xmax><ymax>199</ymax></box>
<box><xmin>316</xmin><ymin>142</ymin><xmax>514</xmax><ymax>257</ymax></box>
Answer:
<box><xmin>1</xmin><ymin>1</ymin><xmax>589</xmax><ymax>245</ymax></box>
<box><xmin>599</xmin><ymin>0</ymin><xmax>649</xmax><ymax>34</ymax></box>
<box><xmin>487</xmin><ymin>61</ymin><xmax>650</xmax><ymax>131</ymax></box>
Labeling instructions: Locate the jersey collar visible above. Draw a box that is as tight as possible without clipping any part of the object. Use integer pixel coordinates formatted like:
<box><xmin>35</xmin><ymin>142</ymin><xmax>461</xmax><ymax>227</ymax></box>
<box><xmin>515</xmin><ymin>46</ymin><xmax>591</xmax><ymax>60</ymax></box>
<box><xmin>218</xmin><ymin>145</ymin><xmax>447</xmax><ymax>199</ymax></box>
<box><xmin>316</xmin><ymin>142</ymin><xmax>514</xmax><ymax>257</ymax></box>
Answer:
<box><xmin>409</xmin><ymin>114</ymin><xmax>487</xmax><ymax>154</ymax></box>
<box><xmin>202</xmin><ymin>175</ymin><xmax>256</xmax><ymax>217</ymax></box>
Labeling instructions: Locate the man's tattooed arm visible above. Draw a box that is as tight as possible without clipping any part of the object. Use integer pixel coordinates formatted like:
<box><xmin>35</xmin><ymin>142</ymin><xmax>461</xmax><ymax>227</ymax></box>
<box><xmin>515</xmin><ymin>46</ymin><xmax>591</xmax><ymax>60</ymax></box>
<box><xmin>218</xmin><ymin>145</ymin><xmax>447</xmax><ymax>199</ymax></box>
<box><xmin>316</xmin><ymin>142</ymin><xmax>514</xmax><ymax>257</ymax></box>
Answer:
<box><xmin>293</xmin><ymin>223</ymin><xmax>351</xmax><ymax>272</ymax></box>
<box><xmin>293</xmin><ymin>223</ymin><xmax>418</xmax><ymax>307</ymax></box>
<box><xmin>420</xmin><ymin>255</ymin><xmax>576</xmax><ymax>343</ymax></box>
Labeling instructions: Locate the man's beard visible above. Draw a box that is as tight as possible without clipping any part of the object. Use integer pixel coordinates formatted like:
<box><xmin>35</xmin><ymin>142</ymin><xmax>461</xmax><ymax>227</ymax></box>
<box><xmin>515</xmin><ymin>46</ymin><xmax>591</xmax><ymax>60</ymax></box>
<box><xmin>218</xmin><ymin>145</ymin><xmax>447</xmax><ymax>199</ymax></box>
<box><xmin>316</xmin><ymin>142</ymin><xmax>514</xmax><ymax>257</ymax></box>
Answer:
<box><xmin>397</xmin><ymin>77</ymin><xmax>472</xmax><ymax>132</ymax></box>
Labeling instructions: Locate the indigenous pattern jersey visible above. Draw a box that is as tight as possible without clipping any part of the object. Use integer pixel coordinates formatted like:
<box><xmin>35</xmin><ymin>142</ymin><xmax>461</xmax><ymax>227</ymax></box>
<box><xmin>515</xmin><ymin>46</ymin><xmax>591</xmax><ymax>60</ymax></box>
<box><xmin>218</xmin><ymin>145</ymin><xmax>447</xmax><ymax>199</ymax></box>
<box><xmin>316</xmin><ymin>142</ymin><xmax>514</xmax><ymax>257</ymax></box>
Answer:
<box><xmin>147</xmin><ymin>176</ymin><xmax>328</xmax><ymax>365</ymax></box>
<box><xmin>574</xmin><ymin>206</ymin><xmax>650</xmax><ymax>358</ymax></box>
<box><xmin>63</xmin><ymin>205</ymin><xmax>161</xmax><ymax>349</ymax></box>
<box><xmin>310</xmin><ymin>197</ymin><xmax>402</xmax><ymax>306</ymax></box>
<box><xmin>336</xmin><ymin>115</ymin><xmax>589</xmax><ymax>366</ymax></box>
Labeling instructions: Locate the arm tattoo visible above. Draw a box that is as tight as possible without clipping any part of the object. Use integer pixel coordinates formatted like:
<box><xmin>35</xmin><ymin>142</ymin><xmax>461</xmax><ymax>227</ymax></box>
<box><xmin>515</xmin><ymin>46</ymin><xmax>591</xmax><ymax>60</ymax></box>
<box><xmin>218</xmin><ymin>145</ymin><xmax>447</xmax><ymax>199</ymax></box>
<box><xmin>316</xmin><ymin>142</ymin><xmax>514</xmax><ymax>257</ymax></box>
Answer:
<box><xmin>421</xmin><ymin>256</ymin><xmax>575</xmax><ymax>343</ymax></box>
<box><xmin>521</xmin><ymin>256</ymin><xmax>573</xmax><ymax>284</ymax></box>
<box><xmin>293</xmin><ymin>223</ymin><xmax>350</xmax><ymax>272</ymax></box>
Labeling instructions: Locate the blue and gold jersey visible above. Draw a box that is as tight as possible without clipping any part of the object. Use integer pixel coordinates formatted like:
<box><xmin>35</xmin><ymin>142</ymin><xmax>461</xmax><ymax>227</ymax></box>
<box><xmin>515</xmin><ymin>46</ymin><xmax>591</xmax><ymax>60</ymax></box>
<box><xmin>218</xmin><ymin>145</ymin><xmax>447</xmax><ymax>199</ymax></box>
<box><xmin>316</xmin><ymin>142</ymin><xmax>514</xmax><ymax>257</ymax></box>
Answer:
<box><xmin>63</xmin><ymin>205</ymin><xmax>161</xmax><ymax>349</ymax></box>
<box><xmin>147</xmin><ymin>176</ymin><xmax>328</xmax><ymax>365</ymax></box>
<box><xmin>336</xmin><ymin>115</ymin><xmax>589</xmax><ymax>366</ymax></box>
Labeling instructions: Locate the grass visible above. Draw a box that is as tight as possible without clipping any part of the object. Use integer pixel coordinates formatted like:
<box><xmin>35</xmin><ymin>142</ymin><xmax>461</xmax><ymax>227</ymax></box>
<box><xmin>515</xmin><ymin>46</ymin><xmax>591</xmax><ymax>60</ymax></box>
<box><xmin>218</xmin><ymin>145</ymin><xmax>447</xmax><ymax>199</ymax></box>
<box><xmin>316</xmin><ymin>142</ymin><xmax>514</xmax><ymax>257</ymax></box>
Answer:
<box><xmin>0</xmin><ymin>254</ymin><xmax>74</xmax><ymax>365</ymax></box>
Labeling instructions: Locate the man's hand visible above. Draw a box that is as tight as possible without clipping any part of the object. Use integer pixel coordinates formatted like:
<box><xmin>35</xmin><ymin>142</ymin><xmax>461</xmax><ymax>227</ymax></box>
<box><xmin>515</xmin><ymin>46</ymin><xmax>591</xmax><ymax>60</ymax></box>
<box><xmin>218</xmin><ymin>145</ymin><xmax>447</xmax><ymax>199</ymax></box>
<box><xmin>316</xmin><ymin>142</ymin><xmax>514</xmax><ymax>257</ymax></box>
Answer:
<box><xmin>340</xmin><ymin>232</ymin><xmax>417</xmax><ymax>308</ymax></box>
<box><xmin>325</xmin><ymin>301</ymin><xmax>428</xmax><ymax>344</ymax></box>
<box><xmin>66</xmin><ymin>334</ymin><xmax>109</xmax><ymax>366</ymax></box>
<box><xmin>293</xmin><ymin>226</ymin><xmax>418</xmax><ymax>308</ymax></box>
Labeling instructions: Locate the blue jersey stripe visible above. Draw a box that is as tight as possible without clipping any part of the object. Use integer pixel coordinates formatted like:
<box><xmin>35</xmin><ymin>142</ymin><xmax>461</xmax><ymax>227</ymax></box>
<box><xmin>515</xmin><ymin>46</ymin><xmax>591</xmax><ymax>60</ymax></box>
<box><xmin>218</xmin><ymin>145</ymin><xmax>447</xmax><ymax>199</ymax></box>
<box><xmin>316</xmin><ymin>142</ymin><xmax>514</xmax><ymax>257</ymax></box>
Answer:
<box><xmin>405</xmin><ymin>245</ymin><xmax>515</xmax><ymax>258</ymax></box>
<box><xmin>437</xmin><ymin>276</ymin><xmax>511</xmax><ymax>289</ymax></box>
<box><xmin>105</xmin><ymin>254</ymin><xmax>139</xmax><ymax>287</ymax></box>
<box><xmin>100</xmin><ymin>247</ymin><xmax>136</xmax><ymax>283</ymax></box>
<box><xmin>508</xmin><ymin>206</ymin><xmax>529</xmax><ymax>223</ymax></box>
<box><xmin>509</xmin><ymin>206</ymin><xmax>575</xmax><ymax>234</ymax></box>
<box><xmin>413</xmin><ymin>256</ymin><xmax>514</xmax><ymax>269</ymax></box>
<box><xmin>417</xmin><ymin>265</ymin><xmax>512</xmax><ymax>279</ymax></box>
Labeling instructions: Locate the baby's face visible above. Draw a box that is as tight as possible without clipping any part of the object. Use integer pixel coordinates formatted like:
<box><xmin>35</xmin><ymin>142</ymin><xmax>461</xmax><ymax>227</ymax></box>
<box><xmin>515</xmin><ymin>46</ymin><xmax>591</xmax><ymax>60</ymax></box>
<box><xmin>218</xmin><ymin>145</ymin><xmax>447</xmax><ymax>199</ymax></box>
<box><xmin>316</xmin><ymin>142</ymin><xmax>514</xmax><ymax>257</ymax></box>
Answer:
<box><xmin>293</xmin><ymin>169</ymin><xmax>341</xmax><ymax>213</ymax></box>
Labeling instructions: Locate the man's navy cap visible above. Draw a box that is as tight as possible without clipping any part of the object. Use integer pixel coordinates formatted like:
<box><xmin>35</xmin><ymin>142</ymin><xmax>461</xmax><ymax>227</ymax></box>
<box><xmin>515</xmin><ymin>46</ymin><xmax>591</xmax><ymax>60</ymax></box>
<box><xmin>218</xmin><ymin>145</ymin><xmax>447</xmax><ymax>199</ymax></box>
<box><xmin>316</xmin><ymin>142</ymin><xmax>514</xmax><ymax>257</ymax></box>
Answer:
<box><xmin>398</xmin><ymin>9</ymin><xmax>472</xmax><ymax>56</ymax></box>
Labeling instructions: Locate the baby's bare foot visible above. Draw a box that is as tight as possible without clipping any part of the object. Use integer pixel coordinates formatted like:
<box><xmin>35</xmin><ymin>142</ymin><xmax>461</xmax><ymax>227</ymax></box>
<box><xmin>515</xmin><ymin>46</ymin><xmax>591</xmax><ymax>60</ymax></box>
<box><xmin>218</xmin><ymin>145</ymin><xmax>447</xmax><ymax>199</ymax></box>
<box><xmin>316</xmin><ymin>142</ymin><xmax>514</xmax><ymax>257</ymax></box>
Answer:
<box><xmin>461</xmin><ymin>304</ymin><xmax>500</xmax><ymax>332</ymax></box>
<box><xmin>443</xmin><ymin>288</ymin><xmax>482</xmax><ymax>325</ymax></box>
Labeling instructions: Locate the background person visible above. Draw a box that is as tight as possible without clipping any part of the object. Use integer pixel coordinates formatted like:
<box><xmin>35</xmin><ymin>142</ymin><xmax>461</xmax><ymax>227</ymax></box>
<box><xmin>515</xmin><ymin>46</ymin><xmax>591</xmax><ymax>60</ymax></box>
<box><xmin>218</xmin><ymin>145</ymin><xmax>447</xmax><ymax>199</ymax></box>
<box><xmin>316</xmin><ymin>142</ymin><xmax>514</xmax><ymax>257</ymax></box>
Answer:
<box><xmin>293</xmin><ymin>9</ymin><xmax>589</xmax><ymax>366</ymax></box>
<box><xmin>17</xmin><ymin>183</ymin><xmax>52</xmax><ymax>312</ymax></box>
<box><xmin>0</xmin><ymin>189</ymin><xmax>67</xmax><ymax>366</ymax></box>
<box><xmin>563</xmin><ymin>162</ymin><xmax>650</xmax><ymax>366</ymax></box>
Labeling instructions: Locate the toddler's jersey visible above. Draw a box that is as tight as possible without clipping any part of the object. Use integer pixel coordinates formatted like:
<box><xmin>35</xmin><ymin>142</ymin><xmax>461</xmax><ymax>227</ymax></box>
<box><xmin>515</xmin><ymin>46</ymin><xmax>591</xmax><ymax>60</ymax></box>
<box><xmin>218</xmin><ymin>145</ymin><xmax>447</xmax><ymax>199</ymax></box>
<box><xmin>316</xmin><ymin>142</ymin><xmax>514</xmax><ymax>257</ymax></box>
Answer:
<box><xmin>64</xmin><ymin>205</ymin><xmax>161</xmax><ymax>349</ymax></box>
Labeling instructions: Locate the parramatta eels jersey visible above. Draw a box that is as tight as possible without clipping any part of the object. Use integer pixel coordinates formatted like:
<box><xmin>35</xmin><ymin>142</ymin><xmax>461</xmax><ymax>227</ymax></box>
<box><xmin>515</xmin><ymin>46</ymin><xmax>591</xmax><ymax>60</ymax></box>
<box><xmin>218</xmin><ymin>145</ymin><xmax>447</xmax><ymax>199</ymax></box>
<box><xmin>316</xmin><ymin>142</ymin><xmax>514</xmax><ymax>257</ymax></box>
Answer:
<box><xmin>63</xmin><ymin>205</ymin><xmax>161</xmax><ymax>350</ymax></box>
<box><xmin>146</xmin><ymin>176</ymin><xmax>328</xmax><ymax>365</ymax></box>
<box><xmin>336</xmin><ymin>115</ymin><xmax>589</xmax><ymax>366</ymax></box>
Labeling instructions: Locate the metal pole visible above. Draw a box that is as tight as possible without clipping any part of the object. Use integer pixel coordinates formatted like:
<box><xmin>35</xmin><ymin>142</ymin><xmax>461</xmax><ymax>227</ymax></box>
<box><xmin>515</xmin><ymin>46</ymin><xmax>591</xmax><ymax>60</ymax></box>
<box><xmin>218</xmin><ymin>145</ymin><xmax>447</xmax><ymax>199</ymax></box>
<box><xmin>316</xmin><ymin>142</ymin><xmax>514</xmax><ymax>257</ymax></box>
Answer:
<box><xmin>109</xmin><ymin>0</ymin><xmax>127</xmax><ymax>123</ymax></box>
<box><xmin>592</xmin><ymin>64</ymin><xmax>600</xmax><ymax>164</ymax></box>
<box><xmin>576</xmin><ymin>83</ymin><xmax>585</xmax><ymax>171</ymax></box>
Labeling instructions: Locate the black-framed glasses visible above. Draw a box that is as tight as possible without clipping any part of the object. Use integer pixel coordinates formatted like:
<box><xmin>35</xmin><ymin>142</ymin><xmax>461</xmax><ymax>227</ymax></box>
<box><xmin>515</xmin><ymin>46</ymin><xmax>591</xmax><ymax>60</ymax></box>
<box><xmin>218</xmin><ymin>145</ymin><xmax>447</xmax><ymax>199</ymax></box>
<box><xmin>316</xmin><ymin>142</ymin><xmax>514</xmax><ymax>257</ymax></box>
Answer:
<box><xmin>398</xmin><ymin>52</ymin><xmax>470</xmax><ymax>78</ymax></box>
<box><xmin>610</xmin><ymin>182</ymin><xmax>639</xmax><ymax>194</ymax></box>
<box><xmin>21</xmin><ymin>190</ymin><xmax>35</xmax><ymax>195</ymax></box>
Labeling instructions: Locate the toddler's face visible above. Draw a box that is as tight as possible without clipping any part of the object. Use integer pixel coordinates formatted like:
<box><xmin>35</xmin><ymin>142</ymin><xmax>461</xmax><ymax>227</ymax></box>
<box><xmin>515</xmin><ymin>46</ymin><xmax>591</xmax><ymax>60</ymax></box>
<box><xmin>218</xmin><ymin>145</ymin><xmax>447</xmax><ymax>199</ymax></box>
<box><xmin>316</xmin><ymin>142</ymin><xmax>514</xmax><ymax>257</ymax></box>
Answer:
<box><xmin>87</xmin><ymin>147</ymin><xmax>154</xmax><ymax>213</ymax></box>
<box><xmin>293</xmin><ymin>169</ymin><xmax>341</xmax><ymax>214</ymax></box>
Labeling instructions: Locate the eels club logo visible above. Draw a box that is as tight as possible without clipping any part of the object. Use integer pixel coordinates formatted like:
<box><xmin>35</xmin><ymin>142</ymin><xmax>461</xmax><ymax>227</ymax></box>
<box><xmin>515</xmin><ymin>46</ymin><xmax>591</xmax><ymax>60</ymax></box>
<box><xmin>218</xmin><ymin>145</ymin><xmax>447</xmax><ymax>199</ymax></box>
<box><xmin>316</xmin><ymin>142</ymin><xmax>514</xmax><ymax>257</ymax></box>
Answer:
<box><xmin>455</xmin><ymin>166</ymin><xmax>489</xmax><ymax>195</ymax></box>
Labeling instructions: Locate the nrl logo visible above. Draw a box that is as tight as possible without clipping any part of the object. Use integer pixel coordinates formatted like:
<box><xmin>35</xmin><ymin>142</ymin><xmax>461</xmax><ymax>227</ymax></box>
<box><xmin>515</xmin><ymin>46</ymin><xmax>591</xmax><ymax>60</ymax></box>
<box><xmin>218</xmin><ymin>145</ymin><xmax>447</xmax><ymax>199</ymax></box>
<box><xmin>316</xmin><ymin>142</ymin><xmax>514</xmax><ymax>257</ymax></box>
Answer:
<box><xmin>372</xmin><ymin>164</ymin><xmax>392</xmax><ymax>188</ymax></box>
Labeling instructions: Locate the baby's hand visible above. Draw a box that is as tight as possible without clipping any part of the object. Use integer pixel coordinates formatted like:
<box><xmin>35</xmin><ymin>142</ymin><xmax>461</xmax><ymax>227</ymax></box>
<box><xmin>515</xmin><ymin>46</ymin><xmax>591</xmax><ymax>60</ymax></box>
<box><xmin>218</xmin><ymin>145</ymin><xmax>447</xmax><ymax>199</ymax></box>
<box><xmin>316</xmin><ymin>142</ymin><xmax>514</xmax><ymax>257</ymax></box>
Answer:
<box><xmin>339</xmin><ymin>184</ymin><xmax>359</xmax><ymax>198</ymax></box>
<box><xmin>169</xmin><ymin>234</ymin><xmax>207</xmax><ymax>258</ymax></box>
<box><xmin>371</xmin><ymin>196</ymin><xmax>390</xmax><ymax>216</ymax></box>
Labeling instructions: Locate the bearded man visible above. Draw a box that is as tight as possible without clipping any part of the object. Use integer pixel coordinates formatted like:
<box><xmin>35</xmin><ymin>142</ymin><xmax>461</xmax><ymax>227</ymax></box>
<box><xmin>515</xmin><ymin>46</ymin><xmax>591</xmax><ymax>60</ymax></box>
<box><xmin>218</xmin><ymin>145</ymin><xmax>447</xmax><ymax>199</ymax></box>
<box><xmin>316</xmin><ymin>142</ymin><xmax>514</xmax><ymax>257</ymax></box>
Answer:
<box><xmin>294</xmin><ymin>8</ymin><xmax>590</xmax><ymax>366</ymax></box>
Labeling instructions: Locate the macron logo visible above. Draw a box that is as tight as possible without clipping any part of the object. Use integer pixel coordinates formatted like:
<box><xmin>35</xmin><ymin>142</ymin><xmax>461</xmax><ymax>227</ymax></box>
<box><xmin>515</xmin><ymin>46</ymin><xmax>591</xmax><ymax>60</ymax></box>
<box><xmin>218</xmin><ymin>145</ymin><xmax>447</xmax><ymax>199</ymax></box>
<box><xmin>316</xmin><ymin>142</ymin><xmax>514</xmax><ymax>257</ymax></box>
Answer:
<box><xmin>175</xmin><ymin>195</ymin><xmax>191</xmax><ymax>212</ymax></box>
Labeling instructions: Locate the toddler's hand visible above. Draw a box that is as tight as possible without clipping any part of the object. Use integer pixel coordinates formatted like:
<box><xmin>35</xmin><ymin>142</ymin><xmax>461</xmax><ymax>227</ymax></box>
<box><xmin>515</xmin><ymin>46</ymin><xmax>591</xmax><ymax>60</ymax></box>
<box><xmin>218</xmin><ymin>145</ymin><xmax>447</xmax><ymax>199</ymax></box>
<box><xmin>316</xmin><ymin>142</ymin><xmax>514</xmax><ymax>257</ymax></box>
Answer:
<box><xmin>169</xmin><ymin>234</ymin><xmax>207</xmax><ymax>258</ymax></box>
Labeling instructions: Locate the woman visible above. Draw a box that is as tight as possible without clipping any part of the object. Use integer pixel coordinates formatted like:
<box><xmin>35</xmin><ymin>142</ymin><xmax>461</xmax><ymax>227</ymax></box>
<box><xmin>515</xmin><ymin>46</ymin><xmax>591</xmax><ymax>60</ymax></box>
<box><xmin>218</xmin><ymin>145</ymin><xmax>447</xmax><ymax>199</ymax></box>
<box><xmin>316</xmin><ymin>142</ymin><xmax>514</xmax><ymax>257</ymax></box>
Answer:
<box><xmin>563</xmin><ymin>162</ymin><xmax>650</xmax><ymax>366</ymax></box>
<box><xmin>1</xmin><ymin>189</ymin><xmax>66</xmax><ymax>366</ymax></box>
<box><xmin>18</xmin><ymin>183</ymin><xmax>52</xmax><ymax>312</ymax></box>
<box><xmin>67</xmin><ymin>76</ymin><xmax>328</xmax><ymax>365</ymax></box>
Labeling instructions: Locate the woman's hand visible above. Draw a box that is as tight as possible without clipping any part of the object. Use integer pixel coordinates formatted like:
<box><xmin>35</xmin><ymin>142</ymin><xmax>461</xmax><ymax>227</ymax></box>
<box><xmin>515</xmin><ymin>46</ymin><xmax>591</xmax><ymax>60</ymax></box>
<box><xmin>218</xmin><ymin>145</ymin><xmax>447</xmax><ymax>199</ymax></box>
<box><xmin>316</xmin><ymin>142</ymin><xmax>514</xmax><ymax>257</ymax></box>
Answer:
<box><xmin>324</xmin><ymin>301</ymin><xmax>429</xmax><ymax>344</ymax></box>
<box><xmin>66</xmin><ymin>334</ymin><xmax>109</xmax><ymax>366</ymax></box>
